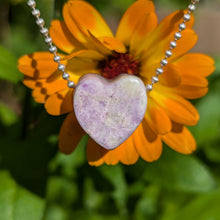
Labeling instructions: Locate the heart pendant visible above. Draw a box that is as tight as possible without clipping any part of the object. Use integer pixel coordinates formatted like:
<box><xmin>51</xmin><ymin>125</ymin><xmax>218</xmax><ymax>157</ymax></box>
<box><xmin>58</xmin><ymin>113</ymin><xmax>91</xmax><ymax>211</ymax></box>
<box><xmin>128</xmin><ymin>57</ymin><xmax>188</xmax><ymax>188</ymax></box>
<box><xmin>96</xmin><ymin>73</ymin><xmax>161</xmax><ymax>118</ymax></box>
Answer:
<box><xmin>74</xmin><ymin>74</ymin><xmax>147</xmax><ymax>150</ymax></box>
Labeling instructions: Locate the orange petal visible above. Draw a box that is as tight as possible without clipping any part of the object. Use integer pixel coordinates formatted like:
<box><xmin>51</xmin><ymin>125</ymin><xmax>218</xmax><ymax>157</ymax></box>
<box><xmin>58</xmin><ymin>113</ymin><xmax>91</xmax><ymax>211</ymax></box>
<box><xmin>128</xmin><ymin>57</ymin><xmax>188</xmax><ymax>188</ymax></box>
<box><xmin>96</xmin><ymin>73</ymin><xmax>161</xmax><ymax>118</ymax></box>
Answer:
<box><xmin>50</xmin><ymin>20</ymin><xmax>84</xmax><ymax>54</ymax></box>
<box><xmin>140</xmin><ymin>29</ymin><xmax>197</xmax><ymax>74</ymax></box>
<box><xmin>174</xmin><ymin>71</ymin><xmax>208</xmax><ymax>99</ymax></box>
<box><xmin>66</xmin><ymin>51</ymin><xmax>101</xmax><ymax>83</ymax></box>
<box><xmin>23</xmin><ymin>74</ymin><xmax>68</xmax><ymax>104</ymax></box>
<box><xmin>29</xmin><ymin>76</ymin><xmax>67</xmax><ymax>95</ymax></box>
<box><xmin>140</xmin><ymin>62</ymin><xmax>181</xmax><ymax>87</ymax></box>
<box><xmin>61</xmin><ymin>8</ymin><xmax>114</xmax><ymax>55</ymax></box>
<box><xmin>160</xmin><ymin>64</ymin><xmax>181</xmax><ymax>87</ymax></box>
<box><xmin>103</xmin><ymin>135</ymin><xmax>139</xmax><ymax>165</ymax></box>
<box><xmin>116</xmin><ymin>0</ymin><xmax>155</xmax><ymax>46</ymax></box>
<box><xmin>63</xmin><ymin>3</ymin><xmax>90</xmax><ymax>45</ymax></box>
<box><xmin>102</xmin><ymin>149</ymin><xmax>120</xmax><ymax>166</ymax></box>
<box><xmin>32</xmin><ymin>87</ymin><xmax>48</xmax><ymax>103</ymax></box>
<box><xmin>33</xmin><ymin>90</ymin><xmax>47</xmax><ymax>103</ymax></box>
<box><xmin>18</xmin><ymin>52</ymin><xmax>57</xmax><ymax>78</ymax></box>
<box><xmin>66</xmin><ymin>0</ymin><xmax>113</xmax><ymax>38</ymax></box>
<box><xmin>63</xmin><ymin>49</ymin><xmax>105</xmax><ymax>65</ymax></box>
<box><xmin>59</xmin><ymin>112</ymin><xmax>85</xmax><ymax>154</ymax></box>
<box><xmin>152</xmin><ymin>87</ymin><xmax>199</xmax><ymax>126</ymax></box>
<box><xmin>174</xmin><ymin>53</ymin><xmax>215</xmax><ymax>77</ymax></box>
<box><xmin>45</xmin><ymin>89</ymin><xmax>73</xmax><ymax>116</ymax></box>
<box><xmin>87</xmin><ymin>138</ymin><xmax>107</xmax><ymax>166</ymax></box>
<box><xmin>86</xmin><ymin>31</ymin><xmax>113</xmax><ymax>56</ymax></box>
<box><xmin>99</xmin><ymin>37</ymin><xmax>126</xmax><ymax>54</ymax></box>
<box><xmin>162</xmin><ymin>122</ymin><xmax>196</xmax><ymax>154</ymax></box>
<box><xmin>174</xmin><ymin>85</ymin><xmax>208</xmax><ymax>100</ymax></box>
<box><xmin>133</xmin><ymin>121</ymin><xmax>162</xmax><ymax>162</ymax></box>
<box><xmin>62</xmin><ymin>0</ymin><xmax>113</xmax><ymax>49</ymax></box>
<box><xmin>23</xmin><ymin>78</ymin><xmax>49</xmax><ymax>103</ymax></box>
<box><xmin>63</xmin><ymin>1</ymin><xmax>114</xmax><ymax>56</ymax></box>
<box><xmin>145</xmin><ymin>97</ymin><xmax>172</xmax><ymax>135</ymax></box>
<box><xmin>170</xmin><ymin>29</ymin><xmax>198</xmax><ymax>60</ymax></box>
<box><xmin>136</xmin><ymin>10</ymin><xmax>196</xmax><ymax>64</ymax></box>
<box><xmin>130</xmin><ymin>12</ymin><xmax>158</xmax><ymax>56</ymax></box>
<box><xmin>157</xmin><ymin>10</ymin><xmax>194</xmax><ymax>39</ymax></box>
<box><xmin>23</xmin><ymin>76</ymin><xmax>36</xmax><ymax>89</ymax></box>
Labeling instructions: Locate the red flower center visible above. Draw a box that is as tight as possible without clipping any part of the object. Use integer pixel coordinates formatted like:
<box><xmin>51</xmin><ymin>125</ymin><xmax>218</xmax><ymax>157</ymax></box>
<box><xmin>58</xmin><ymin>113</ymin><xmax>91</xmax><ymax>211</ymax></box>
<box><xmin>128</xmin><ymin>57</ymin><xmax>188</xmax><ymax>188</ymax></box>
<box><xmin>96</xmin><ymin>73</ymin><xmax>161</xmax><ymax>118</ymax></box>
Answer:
<box><xmin>99</xmin><ymin>53</ymin><xmax>140</xmax><ymax>79</ymax></box>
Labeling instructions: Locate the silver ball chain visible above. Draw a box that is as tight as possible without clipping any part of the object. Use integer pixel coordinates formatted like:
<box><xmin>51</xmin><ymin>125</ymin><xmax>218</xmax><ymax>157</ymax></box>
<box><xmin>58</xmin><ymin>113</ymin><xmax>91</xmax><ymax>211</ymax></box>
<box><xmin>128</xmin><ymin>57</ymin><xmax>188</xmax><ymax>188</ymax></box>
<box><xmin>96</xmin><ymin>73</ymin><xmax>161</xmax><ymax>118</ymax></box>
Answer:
<box><xmin>146</xmin><ymin>0</ymin><xmax>200</xmax><ymax>91</ymax></box>
<box><xmin>27</xmin><ymin>0</ymin><xmax>75</xmax><ymax>89</ymax></box>
<box><xmin>27</xmin><ymin>0</ymin><xmax>199</xmax><ymax>91</ymax></box>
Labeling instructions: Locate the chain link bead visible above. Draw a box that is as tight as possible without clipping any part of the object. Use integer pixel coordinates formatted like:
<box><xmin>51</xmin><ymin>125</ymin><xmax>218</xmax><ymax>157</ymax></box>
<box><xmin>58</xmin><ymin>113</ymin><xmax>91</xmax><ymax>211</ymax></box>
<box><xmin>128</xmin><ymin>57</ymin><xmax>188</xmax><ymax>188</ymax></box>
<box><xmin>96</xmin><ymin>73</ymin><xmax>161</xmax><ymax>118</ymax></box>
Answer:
<box><xmin>188</xmin><ymin>4</ymin><xmax>196</xmax><ymax>12</ymax></box>
<box><xmin>68</xmin><ymin>81</ymin><xmax>75</xmax><ymax>88</ymax></box>
<box><xmin>32</xmin><ymin>9</ymin><xmax>40</xmax><ymax>17</ymax></box>
<box><xmin>36</xmin><ymin>18</ymin><xmax>44</xmax><ymax>27</ymax></box>
<box><xmin>58</xmin><ymin>64</ymin><xmax>65</xmax><ymax>71</ymax></box>
<box><xmin>156</xmin><ymin>67</ymin><xmax>164</xmax><ymax>75</ymax></box>
<box><xmin>53</xmin><ymin>55</ymin><xmax>61</xmax><ymax>63</ymax></box>
<box><xmin>146</xmin><ymin>84</ymin><xmax>153</xmax><ymax>91</ymax></box>
<box><xmin>49</xmin><ymin>45</ymin><xmax>57</xmax><ymax>53</ymax></box>
<box><xmin>165</xmin><ymin>50</ymin><xmax>172</xmax><ymax>58</ymax></box>
<box><xmin>170</xmin><ymin>41</ymin><xmax>177</xmax><ymax>49</ymax></box>
<box><xmin>161</xmin><ymin>59</ymin><xmax>168</xmax><ymax>67</ymax></box>
<box><xmin>151</xmin><ymin>76</ymin><xmax>159</xmax><ymax>84</ymax></box>
<box><xmin>183</xmin><ymin>13</ymin><xmax>191</xmax><ymax>22</ymax></box>
<box><xmin>27</xmin><ymin>0</ymin><xmax>36</xmax><ymax>8</ymax></box>
<box><xmin>174</xmin><ymin>32</ymin><xmax>182</xmax><ymax>40</ymax></box>
<box><xmin>179</xmin><ymin>23</ymin><xmax>186</xmax><ymax>31</ymax></box>
<box><xmin>45</xmin><ymin>37</ymin><xmax>52</xmax><ymax>44</ymax></box>
<box><xmin>62</xmin><ymin>72</ymin><xmax>70</xmax><ymax>80</ymax></box>
<box><xmin>40</xmin><ymin>27</ymin><xmax>48</xmax><ymax>35</ymax></box>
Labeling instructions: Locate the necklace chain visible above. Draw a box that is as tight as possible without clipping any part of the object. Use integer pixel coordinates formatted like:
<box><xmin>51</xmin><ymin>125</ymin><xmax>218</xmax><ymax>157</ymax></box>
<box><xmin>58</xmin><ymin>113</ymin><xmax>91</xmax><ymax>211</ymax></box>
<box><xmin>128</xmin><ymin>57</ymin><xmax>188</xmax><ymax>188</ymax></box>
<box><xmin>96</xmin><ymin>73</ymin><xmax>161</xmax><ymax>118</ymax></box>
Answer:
<box><xmin>26</xmin><ymin>0</ymin><xmax>200</xmax><ymax>91</ymax></box>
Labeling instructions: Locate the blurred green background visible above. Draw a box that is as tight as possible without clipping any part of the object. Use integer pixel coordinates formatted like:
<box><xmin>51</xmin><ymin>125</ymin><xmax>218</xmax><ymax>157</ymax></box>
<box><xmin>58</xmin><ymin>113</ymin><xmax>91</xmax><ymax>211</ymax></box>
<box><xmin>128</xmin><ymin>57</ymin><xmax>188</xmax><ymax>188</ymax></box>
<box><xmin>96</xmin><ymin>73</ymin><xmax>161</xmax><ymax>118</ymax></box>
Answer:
<box><xmin>0</xmin><ymin>0</ymin><xmax>220</xmax><ymax>219</ymax></box>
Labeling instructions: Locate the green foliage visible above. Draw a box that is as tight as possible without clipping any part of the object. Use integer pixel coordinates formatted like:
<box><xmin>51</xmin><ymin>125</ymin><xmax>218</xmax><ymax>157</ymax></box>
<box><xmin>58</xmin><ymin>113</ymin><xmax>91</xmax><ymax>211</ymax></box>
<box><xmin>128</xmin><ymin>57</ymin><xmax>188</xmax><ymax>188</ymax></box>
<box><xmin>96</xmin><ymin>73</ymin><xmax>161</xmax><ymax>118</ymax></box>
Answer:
<box><xmin>0</xmin><ymin>171</ymin><xmax>45</xmax><ymax>220</ymax></box>
<box><xmin>161</xmin><ymin>190</ymin><xmax>220</xmax><ymax>220</ymax></box>
<box><xmin>0</xmin><ymin>0</ymin><xmax>220</xmax><ymax>220</ymax></box>
<box><xmin>0</xmin><ymin>102</ymin><xmax>18</xmax><ymax>126</ymax></box>
<box><xmin>144</xmin><ymin>148</ymin><xmax>217</xmax><ymax>193</ymax></box>
<box><xmin>191</xmin><ymin>78</ymin><xmax>220</xmax><ymax>146</ymax></box>
<box><xmin>0</xmin><ymin>45</ymin><xmax>22</xmax><ymax>83</ymax></box>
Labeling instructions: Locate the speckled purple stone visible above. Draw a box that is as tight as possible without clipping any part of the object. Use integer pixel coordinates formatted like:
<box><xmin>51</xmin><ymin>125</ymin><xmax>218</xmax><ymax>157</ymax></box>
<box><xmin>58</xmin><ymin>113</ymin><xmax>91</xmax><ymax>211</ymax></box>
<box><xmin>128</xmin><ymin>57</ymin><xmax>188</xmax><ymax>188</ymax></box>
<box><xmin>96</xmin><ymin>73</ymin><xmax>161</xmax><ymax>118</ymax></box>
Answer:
<box><xmin>74</xmin><ymin>74</ymin><xmax>147</xmax><ymax>150</ymax></box>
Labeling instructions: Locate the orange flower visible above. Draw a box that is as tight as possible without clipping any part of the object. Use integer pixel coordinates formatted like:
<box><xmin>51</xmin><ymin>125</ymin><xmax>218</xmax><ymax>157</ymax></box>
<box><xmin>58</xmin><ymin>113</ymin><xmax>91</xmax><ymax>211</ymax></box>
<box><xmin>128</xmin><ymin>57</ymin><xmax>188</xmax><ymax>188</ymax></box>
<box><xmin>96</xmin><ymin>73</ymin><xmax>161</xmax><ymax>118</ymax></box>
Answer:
<box><xmin>18</xmin><ymin>0</ymin><xmax>215</xmax><ymax>166</ymax></box>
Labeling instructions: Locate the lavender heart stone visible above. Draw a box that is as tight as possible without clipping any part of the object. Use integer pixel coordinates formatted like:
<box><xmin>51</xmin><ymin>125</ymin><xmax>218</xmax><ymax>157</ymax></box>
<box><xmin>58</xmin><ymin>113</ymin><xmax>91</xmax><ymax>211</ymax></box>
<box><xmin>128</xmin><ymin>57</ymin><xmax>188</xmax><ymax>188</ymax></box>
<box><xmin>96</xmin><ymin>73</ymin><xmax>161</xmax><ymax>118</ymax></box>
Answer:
<box><xmin>74</xmin><ymin>74</ymin><xmax>147</xmax><ymax>150</ymax></box>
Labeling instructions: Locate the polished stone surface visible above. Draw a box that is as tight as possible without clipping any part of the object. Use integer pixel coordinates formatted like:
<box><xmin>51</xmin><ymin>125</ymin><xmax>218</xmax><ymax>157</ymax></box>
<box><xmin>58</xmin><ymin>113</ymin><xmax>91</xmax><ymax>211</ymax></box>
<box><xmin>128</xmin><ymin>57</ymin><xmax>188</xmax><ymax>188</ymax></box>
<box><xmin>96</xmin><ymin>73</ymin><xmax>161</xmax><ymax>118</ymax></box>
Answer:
<box><xmin>74</xmin><ymin>74</ymin><xmax>147</xmax><ymax>150</ymax></box>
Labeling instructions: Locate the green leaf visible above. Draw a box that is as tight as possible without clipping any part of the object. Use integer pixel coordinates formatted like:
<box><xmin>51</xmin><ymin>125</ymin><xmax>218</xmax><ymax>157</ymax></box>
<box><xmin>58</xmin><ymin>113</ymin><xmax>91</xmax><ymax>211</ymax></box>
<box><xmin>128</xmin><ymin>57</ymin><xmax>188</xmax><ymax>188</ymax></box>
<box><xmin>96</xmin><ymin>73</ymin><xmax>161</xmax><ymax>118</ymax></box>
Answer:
<box><xmin>143</xmin><ymin>148</ymin><xmax>217</xmax><ymax>193</ymax></box>
<box><xmin>69</xmin><ymin>210</ymin><xmax>123</xmax><ymax>220</ymax></box>
<box><xmin>0</xmin><ymin>45</ymin><xmax>22</xmax><ymax>83</ymax></box>
<box><xmin>0</xmin><ymin>171</ymin><xmax>15</xmax><ymax>219</ymax></box>
<box><xmin>83</xmin><ymin>177</ymin><xmax>105</xmax><ymax>211</ymax></box>
<box><xmin>99</xmin><ymin>165</ymin><xmax>127</xmax><ymax>215</ymax></box>
<box><xmin>133</xmin><ymin>185</ymin><xmax>160</xmax><ymax>220</ymax></box>
<box><xmin>46</xmin><ymin>176</ymin><xmax>78</xmax><ymax>208</ymax></box>
<box><xmin>0</xmin><ymin>170</ymin><xmax>45</xmax><ymax>220</ymax></box>
<box><xmin>161</xmin><ymin>190</ymin><xmax>220</xmax><ymax>220</ymax></box>
<box><xmin>112</xmin><ymin>0</ymin><xmax>136</xmax><ymax>11</ymax></box>
<box><xmin>38</xmin><ymin>0</ymin><xmax>55</xmax><ymax>25</ymax></box>
<box><xmin>49</xmin><ymin>135</ymin><xmax>88</xmax><ymax>178</ymax></box>
<box><xmin>0</xmin><ymin>102</ymin><xmax>18</xmax><ymax>126</ymax></box>
<box><xmin>44</xmin><ymin>204</ymin><xmax>69</xmax><ymax>220</ymax></box>
<box><xmin>10</xmin><ymin>0</ymin><xmax>26</xmax><ymax>4</ymax></box>
<box><xmin>13</xmin><ymin>187</ymin><xmax>45</xmax><ymax>220</ymax></box>
<box><xmin>204</xmin><ymin>142</ymin><xmax>220</xmax><ymax>162</ymax></box>
<box><xmin>192</xmin><ymin>90</ymin><xmax>220</xmax><ymax>145</ymax></box>
<box><xmin>213</xmin><ymin>57</ymin><xmax>220</xmax><ymax>76</ymax></box>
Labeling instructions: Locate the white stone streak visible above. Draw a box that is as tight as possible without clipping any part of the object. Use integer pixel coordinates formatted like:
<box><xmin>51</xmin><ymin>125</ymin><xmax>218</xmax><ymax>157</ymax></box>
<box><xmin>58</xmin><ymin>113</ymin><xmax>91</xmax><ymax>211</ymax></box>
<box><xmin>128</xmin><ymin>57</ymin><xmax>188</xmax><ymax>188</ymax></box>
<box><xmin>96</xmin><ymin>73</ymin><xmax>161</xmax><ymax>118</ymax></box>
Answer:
<box><xmin>74</xmin><ymin>74</ymin><xmax>147</xmax><ymax>150</ymax></box>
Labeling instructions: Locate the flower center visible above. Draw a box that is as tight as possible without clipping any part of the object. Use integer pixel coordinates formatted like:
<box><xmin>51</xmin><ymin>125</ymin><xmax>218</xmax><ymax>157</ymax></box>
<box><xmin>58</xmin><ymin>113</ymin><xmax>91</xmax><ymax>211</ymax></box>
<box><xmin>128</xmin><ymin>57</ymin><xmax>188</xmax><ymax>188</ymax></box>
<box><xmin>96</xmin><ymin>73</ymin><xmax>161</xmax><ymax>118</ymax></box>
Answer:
<box><xmin>99</xmin><ymin>53</ymin><xmax>140</xmax><ymax>79</ymax></box>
